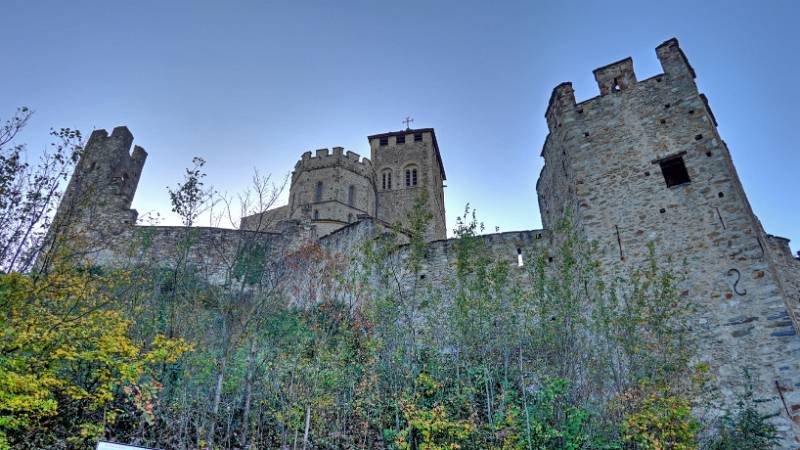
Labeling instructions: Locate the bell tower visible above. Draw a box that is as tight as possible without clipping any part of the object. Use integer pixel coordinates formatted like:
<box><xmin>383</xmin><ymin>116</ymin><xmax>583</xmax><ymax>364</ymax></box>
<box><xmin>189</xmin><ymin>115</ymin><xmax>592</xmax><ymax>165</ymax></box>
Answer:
<box><xmin>368</xmin><ymin>127</ymin><xmax>446</xmax><ymax>241</ymax></box>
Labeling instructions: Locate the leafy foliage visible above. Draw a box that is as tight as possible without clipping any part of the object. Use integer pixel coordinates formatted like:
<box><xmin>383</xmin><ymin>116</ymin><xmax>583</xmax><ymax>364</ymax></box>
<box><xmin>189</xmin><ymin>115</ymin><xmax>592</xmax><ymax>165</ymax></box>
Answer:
<box><xmin>0</xmin><ymin>263</ymin><xmax>190</xmax><ymax>448</ymax></box>
<box><xmin>0</xmin><ymin>119</ymin><xmax>780</xmax><ymax>448</ymax></box>
<box><xmin>705</xmin><ymin>371</ymin><xmax>779</xmax><ymax>450</ymax></box>
<box><xmin>0</xmin><ymin>107</ymin><xmax>82</xmax><ymax>273</ymax></box>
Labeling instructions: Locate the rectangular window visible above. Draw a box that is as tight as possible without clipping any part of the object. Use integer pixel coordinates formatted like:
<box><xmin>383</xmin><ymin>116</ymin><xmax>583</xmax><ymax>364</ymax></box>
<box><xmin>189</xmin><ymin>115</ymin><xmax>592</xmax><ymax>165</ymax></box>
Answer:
<box><xmin>379</xmin><ymin>136</ymin><xmax>388</xmax><ymax>146</ymax></box>
<box><xmin>659</xmin><ymin>156</ymin><xmax>690</xmax><ymax>187</ymax></box>
<box><xmin>414</xmin><ymin>132</ymin><xmax>423</xmax><ymax>142</ymax></box>
<box><xmin>315</xmin><ymin>181</ymin><xmax>323</xmax><ymax>201</ymax></box>
<box><xmin>397</xmin><ymin>134</ymin><xmax>405</xmax><ymax>144</ymax></box>
<box><xmin>405</xmin><ymin>168</ymin><xmax>418</xmax><ymax>187</ymax></box>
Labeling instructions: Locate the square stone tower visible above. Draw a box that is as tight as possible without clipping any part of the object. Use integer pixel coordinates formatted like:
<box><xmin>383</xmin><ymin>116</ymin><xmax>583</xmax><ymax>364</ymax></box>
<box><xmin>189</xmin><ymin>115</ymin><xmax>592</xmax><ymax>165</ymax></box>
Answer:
<box><xmin>369</xmin><ymin>128</ymin><xmax>447</xmax><ymax>241</ymax></box>
<box><xmin>537</xmin><ymin>38</ymin><xmax>800</xmax><ymax>440</ymax></box>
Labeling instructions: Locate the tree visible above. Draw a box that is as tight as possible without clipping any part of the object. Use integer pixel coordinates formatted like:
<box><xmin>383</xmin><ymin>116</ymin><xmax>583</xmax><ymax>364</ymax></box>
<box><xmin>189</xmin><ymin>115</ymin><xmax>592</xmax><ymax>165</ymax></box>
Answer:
<box><xmin>0</xmin><ymin>107</ymin><xmax>82</xmax><ymax>273</ymax></box>
<box><xmin>0</xmin><ymin>256</ymin><xmax>190</xmax><ymax>448</ymax></box>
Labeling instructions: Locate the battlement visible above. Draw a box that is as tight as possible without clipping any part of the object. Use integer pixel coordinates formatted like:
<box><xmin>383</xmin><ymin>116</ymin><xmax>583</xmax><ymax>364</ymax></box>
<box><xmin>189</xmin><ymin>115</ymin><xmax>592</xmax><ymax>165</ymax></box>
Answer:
<box><xmin>73</xmin><ymin>126</ymin><xmax>147</xmax><ymax>212</ymax></box>
<box><xmin>83</xmin><ymin>126</ymin><xmax>147</xmax><ymax>166</ymax></box>
<box><xmin>593</xmin><ymin>57</ymin><xmax>637</xmax><ymax>95</ymax></box>
<box><xmin>368</xmin><ymin>128</ymin><xmax>446</xmax><ymax>180</ymax></box>
<box><xmin>544</xmin><ymin>38</ymin><xmax>696</xmax><ymax>130</ymax></box>
<box><xmin>293</xmin><ymin>146</ymin><xmax>373</xmax><ymax>181</ymax></box>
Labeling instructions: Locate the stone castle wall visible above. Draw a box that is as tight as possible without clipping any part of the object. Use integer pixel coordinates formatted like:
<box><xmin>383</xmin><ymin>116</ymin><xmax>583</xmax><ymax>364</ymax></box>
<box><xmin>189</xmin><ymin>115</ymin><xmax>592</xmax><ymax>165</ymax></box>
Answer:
<box><xmin>45</xmin><ymin>37</ymin><xmax>800</xmax><ymax>447</ymax></box>
<box><xmin>539</xmin><ymin>38</ymin><xmax>800</xmax><ymax>444</ymax></box>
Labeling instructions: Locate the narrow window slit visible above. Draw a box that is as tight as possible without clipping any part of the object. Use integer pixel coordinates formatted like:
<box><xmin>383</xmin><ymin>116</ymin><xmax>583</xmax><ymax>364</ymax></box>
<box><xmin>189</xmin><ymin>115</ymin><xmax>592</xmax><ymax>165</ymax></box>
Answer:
<box><xmin>517</xmin><ymin>248</ymin><xmax>524</xmax><ymax>267</ymax></box>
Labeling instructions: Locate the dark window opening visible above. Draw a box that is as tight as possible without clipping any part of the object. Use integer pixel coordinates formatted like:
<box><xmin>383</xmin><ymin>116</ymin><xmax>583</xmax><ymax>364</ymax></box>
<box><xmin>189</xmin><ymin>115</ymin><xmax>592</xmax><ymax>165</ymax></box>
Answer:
<box><xmin>414</xmin><ymin>132</ymin><xmax>422</xmax><ymax>142</ymax></box>
<box><xmin>611</xmin><ymin>78</ymin><xmax>621</xmax><ymax>92</ymax></box>
<box><xmin>659</xmin><ymin>156</ymin><xmax>691</xmax><ymax>187</ymax></box>
<box><xmin>689</xmin><ymin>110</ymin><xmax>695</xmax><ymax>115</ymax></box>
<box><xmin>315</xmin><ymin>181</ymin><xmax>323</xmax><ymax>202</ymax></box>
<box><xmin>659</xmin><ymin>208</ymin><xmax>666</xmax><ymax>213</ymax></box>
<box><xmin>706</xmin><ymin>151</ymin><xmax>712</xmax><ymax>157</ymax></box>
<box><xmin>718</xmin><ymin>192</ymin><xmax>724</xmax><ymax>198</ymax></box>
<box><xmin>347</xmin><ymin>185</ymin><xmax>355</xmax><ymax>206</ymax></box>
<box><xmin>381</xmin><ymin>170</ymin><xmax>392</xmax><ymax>190</ymax></box>
<box><xmin>405</xmin><ymin>167</ymin><xmax>418</xmax><ymax>187</ymax></box>
<box><xmin>379</xmin><ymin>136</ymin><xmax>388</xmax><ymax>146</ymax></box>
<box><xmin>313</xmin><ymin>210</ymin><xmax>319</xmax><ymax>220</ymax></box>
<box><xmin>695</xmin><ymin>134</ymin><xmax>703</xmax><ymax>141</ymax></box>
<box><xmin>420</xmin><ymin>274</ymin><xmax>426</xmax><ymax>280</ymax></box>
<box><xmin>660</xmin><ymin>119</ymin><xmax>666</xmax><ymax>124</ymax></box>
<box><xmin>664</xmin><ymin>103</ymin><xmax>671</xmax><ymax>109</ymax></box>
<box><xmin>397</xmin><ymin>134</ymin><xmax>405</xmax><ymax>144</ymax></box>
<box><xmin>584</xmin><ymin>132</ymin><xmax>590</xmax><ymax>137</ymax></box>
<box><xmin>644</xmin><ymin>171</ymin><xmax>650</xmax><ymax>176</ymax></box>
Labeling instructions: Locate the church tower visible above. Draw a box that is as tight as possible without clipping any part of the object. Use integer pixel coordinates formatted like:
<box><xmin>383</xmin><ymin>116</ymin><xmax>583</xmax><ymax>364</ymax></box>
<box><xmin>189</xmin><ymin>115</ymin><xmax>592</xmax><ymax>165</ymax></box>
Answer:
<box><xmin>369</xmin><ymin>127</ymin><xmax>446</xmax><ymax>241</ymax></box>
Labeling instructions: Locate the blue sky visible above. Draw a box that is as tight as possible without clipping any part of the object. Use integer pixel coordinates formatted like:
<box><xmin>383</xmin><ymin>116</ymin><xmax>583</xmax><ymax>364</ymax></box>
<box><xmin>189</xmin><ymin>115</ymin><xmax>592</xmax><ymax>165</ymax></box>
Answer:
<box><xmin>2</xmin><ymin>1</ymin><xmax>797</xmax><ymax>251</ymax></box>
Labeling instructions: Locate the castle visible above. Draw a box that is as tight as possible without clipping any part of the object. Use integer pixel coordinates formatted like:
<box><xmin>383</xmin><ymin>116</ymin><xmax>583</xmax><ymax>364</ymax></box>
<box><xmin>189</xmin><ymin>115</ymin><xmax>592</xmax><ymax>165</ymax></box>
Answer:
<box><xmin>47</xmin><ymin>38</ymin><xmax>800</xmax><ymax>446</ymax></box>
<box><xmin>239</xmin><ymin>128</ymin><xmax>447</xmax><ymax>241</ymax></box>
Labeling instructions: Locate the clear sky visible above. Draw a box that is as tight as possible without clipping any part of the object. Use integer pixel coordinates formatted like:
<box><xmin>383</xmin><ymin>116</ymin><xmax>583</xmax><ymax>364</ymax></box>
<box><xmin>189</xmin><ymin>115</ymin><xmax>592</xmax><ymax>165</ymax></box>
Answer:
<box><xmin>2</xmin><ymin>1</ymin><xmax>797</xmax><ymax>251</ymax></box>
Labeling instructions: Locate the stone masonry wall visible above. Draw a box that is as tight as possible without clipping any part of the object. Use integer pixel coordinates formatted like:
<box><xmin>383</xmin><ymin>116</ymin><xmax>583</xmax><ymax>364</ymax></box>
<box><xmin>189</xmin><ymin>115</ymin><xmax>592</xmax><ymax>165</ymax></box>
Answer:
<box><xmin>539</xmin><ymin>38</ymin><xmax>800</xmax><ymax>446</ymax></box>
<box><xmin>46</xmin><ymin>37</ymin><xmax>800</xmax><ymax>448</ymax></box>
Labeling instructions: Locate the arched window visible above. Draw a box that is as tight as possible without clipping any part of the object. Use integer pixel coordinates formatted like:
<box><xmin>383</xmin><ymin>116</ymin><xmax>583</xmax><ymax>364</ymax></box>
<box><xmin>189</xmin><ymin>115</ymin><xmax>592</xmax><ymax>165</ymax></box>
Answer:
<box><xmin>405</xmin><ymin>166</ymin><xmax>418</xmax><ymax>187</ymax></box>
<box><xmin>315</xmin><ymin>181</ymin><xmax>323</xmax><ymax>202</ymax></box>
<box><xmin>381</xmin><ymin>169</ymin><xmax>392</xmax><ymax>190</ymax></box>
<box><xmin>347</xmin><ymin>185</ymin><xmax>355</xmax><ymax>206</ymax></box>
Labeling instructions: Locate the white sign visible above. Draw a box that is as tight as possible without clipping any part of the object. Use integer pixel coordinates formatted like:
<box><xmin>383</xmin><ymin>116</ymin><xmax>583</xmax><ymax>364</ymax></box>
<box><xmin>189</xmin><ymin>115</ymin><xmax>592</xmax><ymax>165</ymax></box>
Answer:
<box><xmin>97</xmin><ymin>441</ymin><xmax>158</xmax><ymax>450</ymax></box>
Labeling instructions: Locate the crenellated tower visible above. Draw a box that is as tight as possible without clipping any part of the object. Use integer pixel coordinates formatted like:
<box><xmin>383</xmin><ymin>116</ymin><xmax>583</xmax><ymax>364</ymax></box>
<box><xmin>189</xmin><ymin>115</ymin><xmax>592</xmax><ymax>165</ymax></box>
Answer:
<box><xmin>46</xmin><ymin>126</ymin><xmax>147</xmax><ymax>255</ymax></box>
<box><xmin>537</xmin><ymin>38</ymin><xmax>800</xmax><ymax>441</ymax></box>
<box><xmin>288</xmin><ymin>147</ymin><xmax>375</xmax><ymax>236</ymax></box>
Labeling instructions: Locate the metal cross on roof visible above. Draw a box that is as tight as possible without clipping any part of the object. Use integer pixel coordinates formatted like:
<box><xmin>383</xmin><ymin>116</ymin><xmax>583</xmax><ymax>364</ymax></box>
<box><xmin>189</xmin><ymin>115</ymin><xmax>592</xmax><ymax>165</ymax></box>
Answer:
<box><xmin>403</xmin><ymin>116</ymin><xmax>414</xmax><ymax>130</ymax></box>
